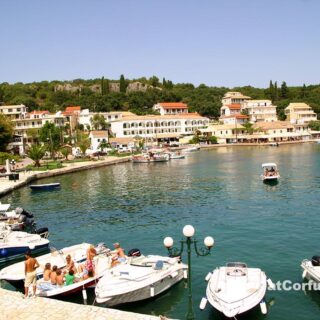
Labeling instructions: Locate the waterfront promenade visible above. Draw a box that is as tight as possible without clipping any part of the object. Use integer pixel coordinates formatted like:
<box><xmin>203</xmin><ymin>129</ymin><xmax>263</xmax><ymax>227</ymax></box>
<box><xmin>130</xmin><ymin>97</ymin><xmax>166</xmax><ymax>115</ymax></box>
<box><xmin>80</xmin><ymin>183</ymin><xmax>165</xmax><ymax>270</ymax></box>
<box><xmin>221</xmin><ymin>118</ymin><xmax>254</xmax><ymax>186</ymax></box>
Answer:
<box><xmin>0</xmin><ymin>288</ymin><xmax>166</xmax><ymax>320</ymax></box>
<box><xmin>0</xmin><ymin>156</ymin><xmax>131</xmax><ymax>197</ymax></box>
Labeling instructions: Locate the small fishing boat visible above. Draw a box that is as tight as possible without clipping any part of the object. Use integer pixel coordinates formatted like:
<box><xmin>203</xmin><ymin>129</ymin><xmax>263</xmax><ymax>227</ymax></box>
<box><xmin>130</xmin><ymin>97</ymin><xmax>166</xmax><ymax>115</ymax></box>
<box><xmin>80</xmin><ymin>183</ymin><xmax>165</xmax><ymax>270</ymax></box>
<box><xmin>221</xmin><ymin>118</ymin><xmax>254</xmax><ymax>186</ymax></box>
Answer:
<box><xmin>182</xmin><ymin>146</ymin><xmax>200</xmax><ymax>153</ymax></box>
<box><xmin>30</xmin><ymin>183</ymin><xmax>61</xmax><ymax>190</ymax></box>
<box><xmin>0</xmin><ymin>242</ymin><xmax>107</xmax><ymax>287</ymax></box>
<box><xmin>200</xmin><ymin>262</ymin><xmax>274</xmax><ymax>318</ymax></box>
<box><xmin>132</xmin><ymin>153</ymin><xmax>169</xmax><ymax>163</ymax></box>
<box><xmin>0</xmin><ymin>224</ymin><xmax>50</xmax><ymax>265</ymax></box>
<box><xmin>269</xmin><ymin>142</ymin><xmax>279</xmax><ymax>147</ymax></box>
<box><xmin>301</xmin><ymin>256</ymin><xmax>320</xmax><ymax>282</ymax></box>
<box><xmin>261</xmin><ymin>163</ymin><xmax>280</xmax><ymax>181</ymax></box>
<box><xmin>35</xmin><ymin>251</ymin><xmax>112</xmax><ymax>298</ymax></box>
<box><xmin>169</xmin><ymin>152</ymin><xmax>185</xmax><ymax>159</ymax></box>
<box><xmin>95</xmin><ymin>254</ymin><xmax>187</xmax><ymax>305</ymax></box>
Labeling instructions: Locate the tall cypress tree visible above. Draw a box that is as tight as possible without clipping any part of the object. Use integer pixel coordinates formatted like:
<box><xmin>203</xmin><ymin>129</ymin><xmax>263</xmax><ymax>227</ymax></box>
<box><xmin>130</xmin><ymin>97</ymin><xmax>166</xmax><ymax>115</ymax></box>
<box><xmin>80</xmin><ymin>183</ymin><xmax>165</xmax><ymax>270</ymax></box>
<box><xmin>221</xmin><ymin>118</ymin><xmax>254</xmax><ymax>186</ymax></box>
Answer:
<box><xmin>268</xmin><ymin>80</ymin><xmax>273</xmax><ymax>100</ymax></box>
<box><xmin>101</xmin><ymin>76</ymin><xmax>105</xmax><ymax>95</ymax></box>
<box><xmin>120</xmin><ymin>74</ymin><xmax>126</xmax><ymax>93</ymax></box>
<box><xmin>280</xmin><ymin>81</ymin><xmax>288</xmax><ymax>98</ymax></box>
<box><xmin>274</xmin><ymin>81</ymin><xmax>278</xmax><ymax>102</ymax></box>
<box><xmin>301</xmin><ymin>83</ymin><xmax>307</xmax><ymax>99</ymax></box>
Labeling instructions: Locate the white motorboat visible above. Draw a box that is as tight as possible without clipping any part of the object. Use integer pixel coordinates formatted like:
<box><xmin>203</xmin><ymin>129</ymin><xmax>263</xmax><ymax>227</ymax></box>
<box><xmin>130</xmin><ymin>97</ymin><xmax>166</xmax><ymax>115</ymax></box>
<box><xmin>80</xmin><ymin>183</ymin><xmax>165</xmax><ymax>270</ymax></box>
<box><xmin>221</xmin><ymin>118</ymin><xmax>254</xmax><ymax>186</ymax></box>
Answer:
<box><xmin>132</xmin><ymin>152</ymin><xmax>169</xmax><ymax>163</ymax></box>
<box><xmin>182</xmin><ymin>146</ymin><xmax>200</xmax><ymax>153</ymax></box>
<box><xmin>35</xmin><ymin>252</ymin><xmax>112</xmax><ymax>298</ymax></box>
<box><xmin>301</xmin><ymin>256</ymin><xmax>320</xmax><ymax>282</ymax></box>
<box><xmin>0</xmin><ymin>242</ymin><xmax>106</xmax><ymax>287</ymax></box>
<box><xmin>0</xmin><ymin>224</ymin><xmax>50</xmax><ymax>265</ymax></box>
<box><xmin>261</xmin><ymin>163</ymin><xmax>280</xmax><ymax>181</ymax></box>
<box><xmin>0</xmin><ymin>206</ymin><xmax>35</xmax><ymax>232</ymax></box>
<box><xmin>95</xmin><ymin>255</ymin><xmax>187</xmax><ymax>305</ymax></box>
<box><xmin>169</xmin><ymin>152</ymin><xmax>185</xmax><ymax>159</ymax></box>
<box><xmin>201</xmin><ymin>262</ymin><xmax>273</xmax><ymax>318</ymax></box>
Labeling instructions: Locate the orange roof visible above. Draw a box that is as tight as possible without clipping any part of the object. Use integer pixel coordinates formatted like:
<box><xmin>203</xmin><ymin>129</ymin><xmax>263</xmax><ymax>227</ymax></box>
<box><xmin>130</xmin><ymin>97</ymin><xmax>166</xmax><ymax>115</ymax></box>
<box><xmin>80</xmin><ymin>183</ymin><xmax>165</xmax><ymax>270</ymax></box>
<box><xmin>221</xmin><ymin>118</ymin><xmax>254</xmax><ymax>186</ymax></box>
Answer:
<box><xmin>65</xmin><ymin>106</ymin><xmax>81</xmax><ymax>112</ymax></box>
<box><xmin>90</xmin><ymin>130</ymin><xmax>108</xmax><ymax>138</ymax></box>
<box><xmin>227</xmin><ymin>104</ymin><xmax>241</xmax><ymax>110</ymax></box>
<box><xmin>117</xmin><ymin>112</ymin><xmax>206</xmax><ymax>121</ymax></box>
<box><xmin>159</xmin><ymin>102</ymin><xmax>188</xmax><ymax>109</ymax></box>
<box><xmin>221</xmin><ymin>114</ymin><xmax>249</xmax><ymax>119</ymax></box>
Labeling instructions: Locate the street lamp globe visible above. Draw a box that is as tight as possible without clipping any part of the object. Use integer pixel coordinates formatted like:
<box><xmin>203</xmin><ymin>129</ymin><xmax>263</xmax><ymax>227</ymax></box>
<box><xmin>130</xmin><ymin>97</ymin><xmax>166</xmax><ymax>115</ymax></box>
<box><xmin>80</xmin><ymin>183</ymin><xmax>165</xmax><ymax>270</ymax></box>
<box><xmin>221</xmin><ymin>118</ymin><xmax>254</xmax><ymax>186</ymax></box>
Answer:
<box><xmin>204</xmin><ymin>236</ymin><xmax>214</xmax><ymax>248</ymax></box>
<box><xmin>183</xmin><ymin>225</ymin><xmax>195</xmax><ymax>238</ymax></box>
<box><xmin>163</xmin><ymin>237</ymin><xmax>174</xmax><ymax>248</ymax></box>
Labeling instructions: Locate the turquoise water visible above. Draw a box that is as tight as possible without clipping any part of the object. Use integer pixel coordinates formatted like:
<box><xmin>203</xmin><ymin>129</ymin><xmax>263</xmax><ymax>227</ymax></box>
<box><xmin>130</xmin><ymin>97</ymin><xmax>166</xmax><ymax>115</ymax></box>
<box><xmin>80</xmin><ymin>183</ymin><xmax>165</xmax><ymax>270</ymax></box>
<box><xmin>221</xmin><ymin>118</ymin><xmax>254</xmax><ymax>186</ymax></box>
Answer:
<box><xmin>1</xmin><ymin>144</ymin><xmax>320</xmax><ymax>319</ymax></box>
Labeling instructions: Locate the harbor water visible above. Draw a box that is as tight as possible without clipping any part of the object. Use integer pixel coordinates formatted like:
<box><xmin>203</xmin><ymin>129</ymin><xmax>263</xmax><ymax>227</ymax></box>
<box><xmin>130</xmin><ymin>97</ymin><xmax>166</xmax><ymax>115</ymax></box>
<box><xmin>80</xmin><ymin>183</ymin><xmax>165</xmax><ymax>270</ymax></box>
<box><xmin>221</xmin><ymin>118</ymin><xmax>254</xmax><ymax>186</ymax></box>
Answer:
<box><xmin>1</xmin><ymin>143</ymin><xmax>320</xmax><ymax>319</ymax></box>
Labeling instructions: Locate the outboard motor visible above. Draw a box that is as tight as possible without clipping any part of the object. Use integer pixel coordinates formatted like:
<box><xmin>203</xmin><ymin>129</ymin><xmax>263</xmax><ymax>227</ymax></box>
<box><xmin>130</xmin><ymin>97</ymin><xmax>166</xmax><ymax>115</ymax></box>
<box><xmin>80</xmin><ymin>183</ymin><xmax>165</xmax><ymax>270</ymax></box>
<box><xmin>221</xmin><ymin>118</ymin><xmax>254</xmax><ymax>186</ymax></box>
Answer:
<box><xmin>36</xmin><ymin>227</ymin><xmax>49</xmax><ymax>239</ymax></box>
<box><xmin>15</xmin><ymin>207</ymin><xmax>34</xmax><ymax>219</ymax></box>
<box><xmin>312</xmin><ymin>256</ymin><xmax>320</xmax><ymax>266</ymax></box>
<box><xmin>128</xmin><ymin>248</ymin><xmax>141</xmax><ymax>257</ymax></box>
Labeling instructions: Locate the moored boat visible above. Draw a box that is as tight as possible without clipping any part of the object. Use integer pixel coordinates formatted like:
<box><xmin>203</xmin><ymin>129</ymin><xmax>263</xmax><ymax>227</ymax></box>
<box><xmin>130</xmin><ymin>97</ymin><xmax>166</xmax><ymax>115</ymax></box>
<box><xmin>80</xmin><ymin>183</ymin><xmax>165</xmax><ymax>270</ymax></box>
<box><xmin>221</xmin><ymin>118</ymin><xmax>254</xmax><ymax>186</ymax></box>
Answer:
<box><xmin>301</xmin><ymin>256</ymin><xmax>320</xmax><ymax>282</ymax></box>
<box><xmin>261</xmin><ymin>163</ymin><xmax>280</xmax><ymax>181</ymax></box>
<box><xmin>30</xmin><ymin>183</ymin><xmax>60</xmax><ymax>190</ymax></box>
<box><xmin>0</xmin><ymin>224</ymin><xmax>50</xmax><ymax>265</ymax></box>
<box><xmin>35</xmin><ymin>251</ymin><xmax>111</xmax><ymax>298</ymax></box>
<box><xmin>169</xmin><ymin>152</ymin><xmax>185</xmax><ymax>159</ymax></box>
<box><xmin>95</xmin><ymin>254</ymin><xmax>187</xmax><ymax>305</ymax></box>
<box><xmin>182</xmin><ymin>146</ymin><xmax>200</xmax><ymax>153</ymax></box>
<box><xmin>0</xmin><ymin>242</ymin><xmax>106</xmax><ymax>287</ymax></box>
<box><xmin>201</xmin><ymin>262</ymin><xmax>273</xmax><ymax>318</ymax></box>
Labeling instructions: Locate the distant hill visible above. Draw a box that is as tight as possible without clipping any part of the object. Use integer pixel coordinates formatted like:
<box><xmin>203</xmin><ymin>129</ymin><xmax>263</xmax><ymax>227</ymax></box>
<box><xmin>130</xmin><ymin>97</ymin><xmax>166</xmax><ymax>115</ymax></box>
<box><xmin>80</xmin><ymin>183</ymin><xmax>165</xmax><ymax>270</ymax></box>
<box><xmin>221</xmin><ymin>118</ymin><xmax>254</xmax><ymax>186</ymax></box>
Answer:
<box><xmin>0</xmin><ymin>77</ymin><xmax>319</xmax><ymax>119</ymax></box>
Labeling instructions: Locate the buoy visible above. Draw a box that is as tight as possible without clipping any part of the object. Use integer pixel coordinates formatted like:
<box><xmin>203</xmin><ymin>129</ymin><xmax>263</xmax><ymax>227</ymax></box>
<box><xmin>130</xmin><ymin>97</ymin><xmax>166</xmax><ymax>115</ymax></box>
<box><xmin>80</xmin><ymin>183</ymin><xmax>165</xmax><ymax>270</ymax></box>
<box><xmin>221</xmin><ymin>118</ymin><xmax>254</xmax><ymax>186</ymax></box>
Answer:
<box><xmin>199</xmin><ymin>297</ymin><xmax>207</xmax><ymax>310</ymax></box>
<box><xmin>205</xmin><ymin>272</ymin><xmax>212</xmax><ymax>281</ymax></box>
<box><xmin>260</xmin><ymin>300</ymin><xmax>267</xmax><ymax>314</ymax></box>
<box><xmin>302</xmin><ymin>270</ymin><xmax>308</xmax><ymax>279</ymax></box>
<box><xmin>82</xmin><ymin>288</ymin><xmax>87</xmax><ymax>301</ymax></box>
<box><xmin>267</xmin><ymin>278</ymin><xmax>275</xmax><ymax>290</ymax></box>
<box><xmin>150</xmin><ymin>286</ymin><xmax>155</xmax><ymax>297</ymax></box>
<box><xmin>183</xmin><ymin>269</ymin><xmax>188</xmax><ymax>279</ymax></box>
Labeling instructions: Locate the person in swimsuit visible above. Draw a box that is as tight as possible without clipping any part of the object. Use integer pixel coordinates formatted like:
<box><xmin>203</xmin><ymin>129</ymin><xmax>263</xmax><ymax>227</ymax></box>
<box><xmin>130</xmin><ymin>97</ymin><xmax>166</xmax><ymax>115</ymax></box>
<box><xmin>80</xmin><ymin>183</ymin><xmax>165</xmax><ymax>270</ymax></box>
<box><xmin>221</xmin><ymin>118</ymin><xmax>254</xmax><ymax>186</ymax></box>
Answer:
<box><xmin>111</xmin><ymin>242</ymin><xmax>126</xmax><ymax>267</ymax></box>
<box><xmin>24</xmin><ymin>250</ymin><xmax>39</xmax><ymax>297</ymax></box>
<box><xmin>56</xmin><ymin>269</ymin><xmax>64</xmax><ymax>286</ymax></box>
<box><xmin>50</xmin><ymin>265</ymin><xmax>58</xmax><ymax>285</ymax></box>
<box><xmin>65</xmin><ymin>255</ymin><xmax>76</xmax><ymax>274</ymax></box>
<box><xmin>43</xmin><ymin>263</ymin><xmax>51</xmax><ymax>281</ymax></box>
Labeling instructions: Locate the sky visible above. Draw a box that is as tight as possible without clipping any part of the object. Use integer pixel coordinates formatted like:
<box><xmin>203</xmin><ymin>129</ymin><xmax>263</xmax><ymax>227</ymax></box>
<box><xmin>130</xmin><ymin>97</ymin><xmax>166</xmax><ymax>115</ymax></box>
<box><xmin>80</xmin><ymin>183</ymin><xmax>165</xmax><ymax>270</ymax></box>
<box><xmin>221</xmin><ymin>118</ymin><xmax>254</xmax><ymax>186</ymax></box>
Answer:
<box><xmin>0</xmin><ymin>0</ymin><xmax>319</xmax><ymax>88</ymax></box>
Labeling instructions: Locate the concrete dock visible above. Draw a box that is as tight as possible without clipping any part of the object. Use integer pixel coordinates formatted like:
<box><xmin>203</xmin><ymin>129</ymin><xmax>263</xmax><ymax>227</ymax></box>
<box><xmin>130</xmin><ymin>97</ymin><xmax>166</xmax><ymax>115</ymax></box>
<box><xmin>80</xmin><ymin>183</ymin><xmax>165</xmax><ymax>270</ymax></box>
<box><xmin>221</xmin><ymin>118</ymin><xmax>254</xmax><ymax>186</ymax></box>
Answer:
<box><xmin>0</xmin><ymin>288</ymin><xmax>167</xmax><ymax>320</ymax></box>
<box><xmin>0</xmin><ymin>156</ymin><xmax>131</xmax><ymax>197</ymax></box>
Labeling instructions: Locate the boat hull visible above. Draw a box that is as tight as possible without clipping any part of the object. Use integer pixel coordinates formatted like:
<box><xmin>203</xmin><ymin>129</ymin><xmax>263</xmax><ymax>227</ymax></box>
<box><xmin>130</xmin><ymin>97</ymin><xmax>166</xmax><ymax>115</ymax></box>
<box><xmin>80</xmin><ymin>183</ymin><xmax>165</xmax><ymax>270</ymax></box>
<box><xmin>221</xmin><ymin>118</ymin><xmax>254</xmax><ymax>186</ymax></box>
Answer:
<box><xmin>96</xmin><ymin>269</ymin><xmax>184</xmax><ymax>305</ymax></box>
<box><xmin>30</xmin><ymin>183</ymin><xmax>60</xmax><ymax>190</ymax></box>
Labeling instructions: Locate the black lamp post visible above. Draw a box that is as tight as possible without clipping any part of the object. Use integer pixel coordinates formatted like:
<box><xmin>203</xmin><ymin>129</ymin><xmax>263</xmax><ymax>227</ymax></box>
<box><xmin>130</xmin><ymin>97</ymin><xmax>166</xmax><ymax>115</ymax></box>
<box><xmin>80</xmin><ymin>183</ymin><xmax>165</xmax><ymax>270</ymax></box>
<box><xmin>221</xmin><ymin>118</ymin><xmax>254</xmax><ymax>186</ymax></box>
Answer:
<box><xmin>163</xmin><ymin>225</ymin><xmax>214</xmax><ymax>320</ymax></box>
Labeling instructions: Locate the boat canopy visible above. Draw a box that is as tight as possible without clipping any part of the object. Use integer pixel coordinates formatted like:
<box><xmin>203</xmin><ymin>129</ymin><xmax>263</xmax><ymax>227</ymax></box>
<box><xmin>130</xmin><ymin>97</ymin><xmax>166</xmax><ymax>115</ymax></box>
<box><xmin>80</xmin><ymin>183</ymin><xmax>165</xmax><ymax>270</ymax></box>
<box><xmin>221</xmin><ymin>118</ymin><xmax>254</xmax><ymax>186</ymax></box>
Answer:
<box><xmin>261</xmin><ymin>163</ymin><xmax>277</xmax><ymax>168</ymax></box>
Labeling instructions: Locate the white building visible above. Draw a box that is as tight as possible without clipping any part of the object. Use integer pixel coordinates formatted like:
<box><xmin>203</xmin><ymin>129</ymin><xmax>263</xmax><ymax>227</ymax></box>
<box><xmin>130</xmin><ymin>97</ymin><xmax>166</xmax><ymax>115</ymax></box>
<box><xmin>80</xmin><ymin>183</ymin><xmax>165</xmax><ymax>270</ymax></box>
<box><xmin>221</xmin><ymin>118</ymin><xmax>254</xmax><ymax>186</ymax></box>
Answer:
<box><xmin>241</xmin><ymin>100</ymin><xmax>278</xmax><ymax>123</ymax></box>
<box><xmin>0</xmin><ymin>104</ymin><xmax>27</xmax><ymax>120</ymax></box>
<box><xmin>110</xmin><ymin>113</ymin><xmax>209</xmax><ymax>143</ymax></box>
<box><xmin>88</xmin><ymin>130</ymin><xmax>108</xmax><ymax>153</ymax></box>
<box><xmin>78</xmin><ymin>109</ymin><xmax>135</xmax><ymax>129</ymax></box>
<box><xmin>221</xmin><ymin>92</ymin><xmax>251</xmax><ymax>106</ymax></box>
<box><xmin>285</xmin><ymin>103</ymin><xmax>317</xmax><ymax>124</ymax></box>
<box><xmin>153</xmin><ymin>102</ymin><xmax>188</xmax><ymax>116</ymax></box>
<box><xmin>219</xmin><ymin>114</ymin><xmax>249</xmax><ymax>125</ymax></box>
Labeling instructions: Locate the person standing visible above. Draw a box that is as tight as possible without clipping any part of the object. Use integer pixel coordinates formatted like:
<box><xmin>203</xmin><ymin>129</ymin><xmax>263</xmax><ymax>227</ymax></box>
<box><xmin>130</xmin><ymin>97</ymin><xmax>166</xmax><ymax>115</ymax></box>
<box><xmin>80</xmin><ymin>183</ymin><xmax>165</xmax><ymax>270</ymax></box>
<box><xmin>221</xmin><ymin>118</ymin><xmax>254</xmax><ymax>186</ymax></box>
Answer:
<box><xmin>24</xmin><ymin>250</ymin><xmax>39</xmax><ymax>297</ymax></box>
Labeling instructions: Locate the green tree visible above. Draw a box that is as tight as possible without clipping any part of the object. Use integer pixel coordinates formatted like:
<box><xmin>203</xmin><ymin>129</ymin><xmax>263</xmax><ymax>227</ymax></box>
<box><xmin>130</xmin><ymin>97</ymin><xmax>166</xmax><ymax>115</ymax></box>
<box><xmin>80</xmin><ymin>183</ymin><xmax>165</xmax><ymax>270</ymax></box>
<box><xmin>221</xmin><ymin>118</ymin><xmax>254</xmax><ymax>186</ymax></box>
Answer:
<box><xmin>77</xmin><ymin>132</ymin><xmax>91</xmax><ymax>156</ymax></box>
<box><xmin>281</xmin><ymin>81</ymin><xmax>288</xmax><ymax>99</ymax></box>
<box><xmin>308</xmin><ymin>121</ymin><xmax>320</xmax><ymax>131</ymax></box>
<box><xmin>274</xmin><ymin>81</ymin><xmax>278</xmax><ymax>102</ymax></box>
<box><xmin>39</xmin><ymin>123</ymin><xmax>62</xmax><ymax>158</ymax></box>
<box><xmin>0</xmin><ymin>114</ymin><xmax>14</xmax><ymax>151</ymax></box>
<box><xmin>300</xmin><ymin>84</ymin><xmax>307</xmax><ymax>99</ymax></box>
<box><xmin>120</xmin><ymin>74</ymin><xmax>127</xmax><ymax>93</ymax></box>
<box><xmin>90</xmin><ymin>114</ymin><xmax>108</xmax><ymax>130</ymax></box>
<box><xmin>60</xmin><ymin>147</ymin><xmax>70</xmax><ymax>160</ymax></box>
<box><xmin>27</xmin><ymin>144</ymin><xmax>46</xmax><ymax>167</ymax></box>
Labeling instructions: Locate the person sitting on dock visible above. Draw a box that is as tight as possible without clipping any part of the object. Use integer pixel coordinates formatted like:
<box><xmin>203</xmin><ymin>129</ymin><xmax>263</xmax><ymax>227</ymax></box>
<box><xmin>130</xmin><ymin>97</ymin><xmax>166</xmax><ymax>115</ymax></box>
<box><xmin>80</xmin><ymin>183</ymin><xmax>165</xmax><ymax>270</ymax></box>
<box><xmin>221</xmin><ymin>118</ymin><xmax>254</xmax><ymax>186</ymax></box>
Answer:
<box><xmin>50</xmin><ymin>265</ymin><xmax>58</xmax><ymax>285</ymax></box>
<box><xmin>111</xmin><ymin>242</ymin><xmax>126</xmax><ymax>267</ymax></box>
<box><xmin>56</xmin><ymin>269</ymin><xmax>64</xmax><ymax>286</ymax></box>
<box><xmin>43</xmin><ymin>263</ymin><xmax>51</xmax><ymax>281</ymax></box>
<box><xmin>24</xmin><ymin>250</ymin><xmax>39</xmax><ymax>298</ymax></box>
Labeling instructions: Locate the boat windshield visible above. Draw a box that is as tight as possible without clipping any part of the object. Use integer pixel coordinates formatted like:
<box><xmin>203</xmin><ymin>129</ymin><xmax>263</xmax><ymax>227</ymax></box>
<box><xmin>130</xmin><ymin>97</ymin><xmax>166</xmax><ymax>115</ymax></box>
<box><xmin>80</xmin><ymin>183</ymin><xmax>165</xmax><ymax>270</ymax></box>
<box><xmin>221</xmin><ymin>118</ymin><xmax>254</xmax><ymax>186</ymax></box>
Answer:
<box><xmin>226</xmin><ymin>262</ymin><xmax>247</xmax><ymax>268</ymax></box>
